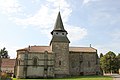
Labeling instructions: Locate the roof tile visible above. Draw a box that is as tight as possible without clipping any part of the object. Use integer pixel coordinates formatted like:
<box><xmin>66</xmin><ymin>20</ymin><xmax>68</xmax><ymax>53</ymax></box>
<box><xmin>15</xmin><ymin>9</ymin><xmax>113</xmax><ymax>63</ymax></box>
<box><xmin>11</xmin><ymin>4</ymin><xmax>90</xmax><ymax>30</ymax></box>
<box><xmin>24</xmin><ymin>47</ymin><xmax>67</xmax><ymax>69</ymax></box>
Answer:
<box><xmin>17</xmin><ymin>46</ymin><xmax>96</xmax><ymax>53</ymax></box>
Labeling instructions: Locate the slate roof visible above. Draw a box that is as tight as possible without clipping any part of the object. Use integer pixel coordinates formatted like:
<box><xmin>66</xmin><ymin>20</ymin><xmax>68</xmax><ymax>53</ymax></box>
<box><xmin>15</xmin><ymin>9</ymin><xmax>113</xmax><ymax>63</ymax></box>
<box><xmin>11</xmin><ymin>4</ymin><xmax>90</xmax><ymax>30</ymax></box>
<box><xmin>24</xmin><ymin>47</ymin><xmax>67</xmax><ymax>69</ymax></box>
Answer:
<box><xmin>53</xmin><ymin>11</ymin><xmax>66</xmax><ymax>31</ymax></box>
<box><xmin>1</xmin><ymin>59</ymin><xmax>16</xmax><ymax>68</ymax></box>
<box><xmin>51</xmin><ymin>36</ymin><xmax>70</xmax><ymax>43</ymax></box>
<box><xmin>50</xmin><ymin>12</ymin><xmax>70</xmax><ymax>43</ymax></box>
<box><xmin>17</xmin><ymin>46</ymin><xmax>97</xmax><ymax>53</ymax></box>
<box><xmin>51</xmin><ymin>12</ymin><xmax>67</xmax><ymax>34</ymax></box>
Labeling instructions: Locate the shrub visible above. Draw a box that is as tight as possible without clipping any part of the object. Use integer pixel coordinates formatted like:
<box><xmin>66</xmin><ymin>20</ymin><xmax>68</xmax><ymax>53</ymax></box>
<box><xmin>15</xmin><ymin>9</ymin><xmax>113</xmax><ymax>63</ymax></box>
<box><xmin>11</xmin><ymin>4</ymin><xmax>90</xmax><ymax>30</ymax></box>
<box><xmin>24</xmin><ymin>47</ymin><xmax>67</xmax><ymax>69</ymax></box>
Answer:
<box><xmin>1</xmin><ymin>72</ymin><xmax>12</xmax><ymax>80</ymax></box>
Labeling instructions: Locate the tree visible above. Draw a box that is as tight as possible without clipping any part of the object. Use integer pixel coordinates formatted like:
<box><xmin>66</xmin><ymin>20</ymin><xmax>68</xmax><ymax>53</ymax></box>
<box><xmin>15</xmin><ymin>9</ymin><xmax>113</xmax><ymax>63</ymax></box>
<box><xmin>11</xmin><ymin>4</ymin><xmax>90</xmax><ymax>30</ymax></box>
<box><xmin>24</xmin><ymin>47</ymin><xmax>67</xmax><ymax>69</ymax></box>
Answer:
<box><xmin>100</xmin><ymin>51</ymin><xmax>118</xmax><ymax>74</ymax></box>
<box><xmin>116</xmin><ymin>53</ymin><xmax>120</xmax><ymax>62</ymax></box>
<box><xmin>0</xmin><ymin>47</ymin><xmax>9</xmax><ymax>58</ymax></box>
<box><xmin>100</xmin><ymin>53</ymin><xmax>103</xmax><ymax>58</ymax></box>
<box><xmin>0</xmin><ymin>47</ymin><xmax>9</xmax><ymax>79</ymax></box>
<box><xmin>116</xmin><ymin>53</ymin><xmax>120</xmax><ymax>72</ymax></box>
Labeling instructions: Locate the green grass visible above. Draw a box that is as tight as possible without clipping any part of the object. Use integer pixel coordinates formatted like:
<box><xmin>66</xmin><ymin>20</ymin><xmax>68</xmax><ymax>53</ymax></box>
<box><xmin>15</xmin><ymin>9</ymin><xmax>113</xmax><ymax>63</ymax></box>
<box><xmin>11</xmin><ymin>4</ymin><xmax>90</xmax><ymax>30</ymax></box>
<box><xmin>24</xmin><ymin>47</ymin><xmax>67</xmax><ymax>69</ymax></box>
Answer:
<box><xmin>13</xmin><ymin>76</ymin><xmax>112</xmax><ymax>80</ymax></box>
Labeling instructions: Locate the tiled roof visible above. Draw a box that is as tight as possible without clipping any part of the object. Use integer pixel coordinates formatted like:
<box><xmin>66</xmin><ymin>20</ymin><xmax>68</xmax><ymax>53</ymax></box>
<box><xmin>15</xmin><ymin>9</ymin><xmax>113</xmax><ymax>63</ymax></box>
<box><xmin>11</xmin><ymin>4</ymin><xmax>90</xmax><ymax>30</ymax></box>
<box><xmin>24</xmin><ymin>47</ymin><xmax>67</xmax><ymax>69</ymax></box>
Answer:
<box><xmin>29</xmin><ymin>46</ymin><xmax>52</xmax><ymax>53</ymax></box>
<box><xmin>17</xmin><ymin>48</ymin><xmax>27</xmax><ymax>51</ymax></box>
<box><xmin>69</xmin><ymin>47</ymin><xmax>97</xmax><ymax>52</ymax></box>
<box><xmin>17</xmin><ymin>46</ymin><xmax>96</xmax><ymax>53</ymax></box>
<box><xmin>1</xmin><ymin>59</ymin><xmax>16</xmax><ymax>68</ymax></box>
<box><xmin>17</xmin><ymin>46</ymin><xmax>52</xmax><ymax>53</ymax></box>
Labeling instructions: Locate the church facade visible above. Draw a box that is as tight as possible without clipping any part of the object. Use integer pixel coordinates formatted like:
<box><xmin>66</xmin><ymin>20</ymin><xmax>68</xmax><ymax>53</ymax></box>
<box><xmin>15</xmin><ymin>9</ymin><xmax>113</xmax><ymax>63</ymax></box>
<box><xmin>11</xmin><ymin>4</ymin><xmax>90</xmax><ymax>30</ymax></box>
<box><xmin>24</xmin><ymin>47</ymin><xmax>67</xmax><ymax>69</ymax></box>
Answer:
<box><xmin>15</xmin><ymin>12</ymin><xmax>100</xmax><ymax>78</ymax></box>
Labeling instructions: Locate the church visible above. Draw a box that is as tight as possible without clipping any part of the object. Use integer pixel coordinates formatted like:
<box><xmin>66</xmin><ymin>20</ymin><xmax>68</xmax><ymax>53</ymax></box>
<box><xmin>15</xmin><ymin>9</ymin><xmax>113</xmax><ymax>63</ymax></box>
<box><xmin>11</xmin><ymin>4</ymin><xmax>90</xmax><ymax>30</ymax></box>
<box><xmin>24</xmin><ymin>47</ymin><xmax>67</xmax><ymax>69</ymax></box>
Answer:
<box><xmin>15</xmin><ymin>12</ymin><xmax>100</xmax><ymax>78</ymax></box>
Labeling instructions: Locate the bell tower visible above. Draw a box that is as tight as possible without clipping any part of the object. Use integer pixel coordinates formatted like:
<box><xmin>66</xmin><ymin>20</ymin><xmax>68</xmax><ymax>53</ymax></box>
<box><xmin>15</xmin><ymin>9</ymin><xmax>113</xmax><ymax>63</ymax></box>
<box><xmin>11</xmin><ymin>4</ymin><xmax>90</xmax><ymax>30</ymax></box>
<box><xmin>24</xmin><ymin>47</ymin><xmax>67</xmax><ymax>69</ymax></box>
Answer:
<box><xmin>50</xmin><ymin>12</ymin><xmax>70</xmax><ymax>77</ymax></box>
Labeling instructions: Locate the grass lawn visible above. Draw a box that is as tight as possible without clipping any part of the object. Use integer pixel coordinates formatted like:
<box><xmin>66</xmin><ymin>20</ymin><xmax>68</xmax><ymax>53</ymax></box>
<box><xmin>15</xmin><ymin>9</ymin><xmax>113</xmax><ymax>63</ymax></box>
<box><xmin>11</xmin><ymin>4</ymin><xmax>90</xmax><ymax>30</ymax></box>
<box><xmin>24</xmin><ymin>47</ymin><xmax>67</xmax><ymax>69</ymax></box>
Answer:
<box><xmin>13</xmin><ymin>76</ymin><xmax>112</xmax><ymax>80</ymax></box>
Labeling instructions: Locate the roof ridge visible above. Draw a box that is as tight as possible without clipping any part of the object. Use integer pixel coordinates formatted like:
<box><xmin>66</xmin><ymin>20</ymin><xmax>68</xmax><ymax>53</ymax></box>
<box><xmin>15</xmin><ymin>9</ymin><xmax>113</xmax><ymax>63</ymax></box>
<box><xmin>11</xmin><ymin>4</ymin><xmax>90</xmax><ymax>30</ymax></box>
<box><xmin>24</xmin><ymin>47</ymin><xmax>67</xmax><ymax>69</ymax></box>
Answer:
<box><xmin>31</xmin><ymin>46</ymin><xmax>50</xmax><ymax>47</ymax></box>
<box><xmin>70</xmin><ymin>46</ymin><xmax>94</xmax><ymax>48</ymax></box>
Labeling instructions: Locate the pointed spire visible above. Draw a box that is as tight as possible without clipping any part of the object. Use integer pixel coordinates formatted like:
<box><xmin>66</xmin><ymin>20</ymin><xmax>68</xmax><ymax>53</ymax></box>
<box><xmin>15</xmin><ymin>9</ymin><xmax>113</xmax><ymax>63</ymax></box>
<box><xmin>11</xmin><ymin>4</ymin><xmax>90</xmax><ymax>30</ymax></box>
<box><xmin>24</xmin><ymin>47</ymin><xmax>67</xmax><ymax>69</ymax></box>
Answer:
<box><xmin>50</xmin><ymin>11</ymin><xmax>70</xmax><ymax>44</ymax></box>
<box><xmin>51</xmin><ymin>11</ymin><xmax>67</xmax><ymax>34</ymax></box>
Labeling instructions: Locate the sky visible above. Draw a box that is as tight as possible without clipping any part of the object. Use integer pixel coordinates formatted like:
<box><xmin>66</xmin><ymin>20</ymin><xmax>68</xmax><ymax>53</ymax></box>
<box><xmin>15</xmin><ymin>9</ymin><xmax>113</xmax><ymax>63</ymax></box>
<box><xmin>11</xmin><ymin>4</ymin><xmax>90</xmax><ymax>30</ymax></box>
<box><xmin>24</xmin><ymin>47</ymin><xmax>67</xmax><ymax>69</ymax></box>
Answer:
<box><xmin>0</xmin><ymin>0</ymin><xmax>120</xmax><ymax>58</ymax></box>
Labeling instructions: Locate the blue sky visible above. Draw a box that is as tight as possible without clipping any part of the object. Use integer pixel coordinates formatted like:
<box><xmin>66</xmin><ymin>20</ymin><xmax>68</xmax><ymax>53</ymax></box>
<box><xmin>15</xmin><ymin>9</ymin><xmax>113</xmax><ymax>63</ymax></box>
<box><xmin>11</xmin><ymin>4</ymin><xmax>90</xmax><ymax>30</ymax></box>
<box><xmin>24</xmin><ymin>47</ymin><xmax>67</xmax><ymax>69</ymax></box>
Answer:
<box><xmin>0</xmin><ymin>0</ymin><xmax>120</xmax><ymax>58</ymax></box>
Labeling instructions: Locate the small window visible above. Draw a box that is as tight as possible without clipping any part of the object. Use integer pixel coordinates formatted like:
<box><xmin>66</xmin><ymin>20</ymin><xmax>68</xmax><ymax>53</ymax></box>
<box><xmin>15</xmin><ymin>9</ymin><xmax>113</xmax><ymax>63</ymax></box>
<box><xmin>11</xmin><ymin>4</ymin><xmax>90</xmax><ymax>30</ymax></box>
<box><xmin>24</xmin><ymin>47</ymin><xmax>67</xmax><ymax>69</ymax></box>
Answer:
<box><xmin>44</xmin><ymin>68</ymin><xmax>48</xmax><ymax>71</ymax></box>
<box><xmin>56</xmin><ymin>33</ymin><xmax>58</xmax><ymax>35</ymax></box>
<box><xmin>62</xmin><ymin>33</ymin><xmax>64</xmax><ymax>35</ymax></box>
<box><xmin>33</xmin><ymin>58</ymin><xmax>37</xmax><ymax>66</ymax></box>
<box><xmin>59</xmin><ymin>61</ymin><xmax>61</xmax><ymax>65</ymax></box>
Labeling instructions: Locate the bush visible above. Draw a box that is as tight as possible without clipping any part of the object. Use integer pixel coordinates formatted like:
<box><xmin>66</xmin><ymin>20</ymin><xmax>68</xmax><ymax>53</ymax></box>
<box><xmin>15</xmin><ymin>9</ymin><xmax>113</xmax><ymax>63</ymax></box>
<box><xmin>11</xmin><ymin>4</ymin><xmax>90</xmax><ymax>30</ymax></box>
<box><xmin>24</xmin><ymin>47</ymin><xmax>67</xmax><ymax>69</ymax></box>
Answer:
<box><xmin>1</xmin><ymin>72</ymin><xmax>12</xmax><ymax>80</ymax></box>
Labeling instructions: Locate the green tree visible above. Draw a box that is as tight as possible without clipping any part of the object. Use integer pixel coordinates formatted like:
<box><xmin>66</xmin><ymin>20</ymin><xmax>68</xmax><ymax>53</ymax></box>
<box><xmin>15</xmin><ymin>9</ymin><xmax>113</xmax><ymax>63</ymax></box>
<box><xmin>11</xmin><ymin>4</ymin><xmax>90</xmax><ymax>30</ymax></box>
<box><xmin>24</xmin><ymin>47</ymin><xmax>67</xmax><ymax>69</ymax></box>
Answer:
<box><xmin>100</xmin><ymin>53</ymin><xmax>103</xmax><ymax>58</ymax></box>
<box><xmin>116</xmin><ymin>53</ymin><xmax>120</xmax><ymax>62</ymax></box>
<box><xmin>100</xmin><ymin>51</ymin><xmax>117</xmax><ymax>73</ymax></box>
<box><xmin>116</xmin><ymin>53</ymin><xmax>120</xmax><ymax>72</ymax></box>
<box><xmin>0</xmin><ymin>47</ymin><xmax>9</xmax><ymax>58</ymax></box>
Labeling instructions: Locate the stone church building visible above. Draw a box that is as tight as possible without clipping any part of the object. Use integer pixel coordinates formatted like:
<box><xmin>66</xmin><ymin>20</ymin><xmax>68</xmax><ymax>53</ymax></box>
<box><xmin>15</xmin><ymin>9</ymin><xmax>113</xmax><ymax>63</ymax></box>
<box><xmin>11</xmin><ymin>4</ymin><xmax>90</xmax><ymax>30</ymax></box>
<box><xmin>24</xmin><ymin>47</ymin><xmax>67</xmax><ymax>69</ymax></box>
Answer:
<box><xmin>15</xmin><ymin>12</ymin><xmax>100</xmax><ymax>78</ymax></box>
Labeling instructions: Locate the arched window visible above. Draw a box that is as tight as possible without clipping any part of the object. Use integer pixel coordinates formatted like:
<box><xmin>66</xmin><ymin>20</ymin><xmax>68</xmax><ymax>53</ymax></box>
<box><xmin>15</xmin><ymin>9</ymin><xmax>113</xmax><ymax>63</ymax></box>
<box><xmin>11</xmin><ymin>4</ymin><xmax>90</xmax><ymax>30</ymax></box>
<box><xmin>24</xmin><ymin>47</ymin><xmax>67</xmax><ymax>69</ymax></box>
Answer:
<box><xmin>33</xmin><ymin>57</ymin><xmax>37</xmax><ymax>66</ymax></box>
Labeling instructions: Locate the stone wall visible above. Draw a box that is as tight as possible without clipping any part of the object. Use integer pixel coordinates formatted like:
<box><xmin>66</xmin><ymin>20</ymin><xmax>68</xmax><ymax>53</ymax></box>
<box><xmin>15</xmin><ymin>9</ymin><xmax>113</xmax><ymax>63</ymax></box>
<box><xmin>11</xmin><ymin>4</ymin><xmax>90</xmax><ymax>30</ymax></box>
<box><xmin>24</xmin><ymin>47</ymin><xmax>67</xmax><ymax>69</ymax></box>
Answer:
<box><xmin>51</xmin><ymin>42</ymin><xmax>69</xmax><ymax>77</ymax></box>
<box><xmin>82</xmin><ymin>52</ymin><xmax>98</xmax><ymax>75</ymax></box>
<box><xmin>69</xmin><ymin>52</ymin><xmax>99</xmax><ymax>76</ymax></box>
<box><xmin>69</xmin><ymin>52</ymin><xmax>82</xmax><ymax>76</ymax></box>
<box><xmin>16</xmin><ymin>51</ymin><xmax>54</xmax><ymax>78</ymax></box>
<box><xmin>16</xmin><ymin>66</ymin><xmax>24</xmax><ymax>78</ymax></box>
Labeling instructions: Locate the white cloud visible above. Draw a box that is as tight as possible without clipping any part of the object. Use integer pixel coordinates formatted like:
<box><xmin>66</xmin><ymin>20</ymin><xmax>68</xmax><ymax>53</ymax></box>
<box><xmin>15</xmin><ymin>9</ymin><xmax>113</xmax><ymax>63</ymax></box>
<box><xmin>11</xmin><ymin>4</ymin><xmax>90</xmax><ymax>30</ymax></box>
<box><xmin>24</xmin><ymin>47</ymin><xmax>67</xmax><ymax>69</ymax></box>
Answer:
<box><xmin>14</xmin><ymin>5</ymin><xmax>54</xmax><ymax>28</ymax></box>
<box><xmin>13</xmin><ymin>0</ymin><xmax>72</xmax><ymax>26</ymax></box>
<box><xmin>82</xmin><ymin>0</ymin><xmax>100</xmax><ymax>5</ymax></box>
<box><xmin>83</xmin><ymin>0</ymin><xmax>91</xmax><ymax>4</ymax></box>
<box><xmin>0</xmin><ymin>0</ymin><xmax>88</xmax><ymax>59</ymax></box>
<box><xmin>66</xmin><ymin>25</ymin><xmax>87</xmax><ymax>41</ymax></box>
<box><xmin>12</xmin><ymin>0</ymin><xmax>87</xmax><ymax>41</ymax></box>
<box><xmin>0</xmin><ymin>0</ymin><xmax>22</xmax><ymax>15</ymax></box>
